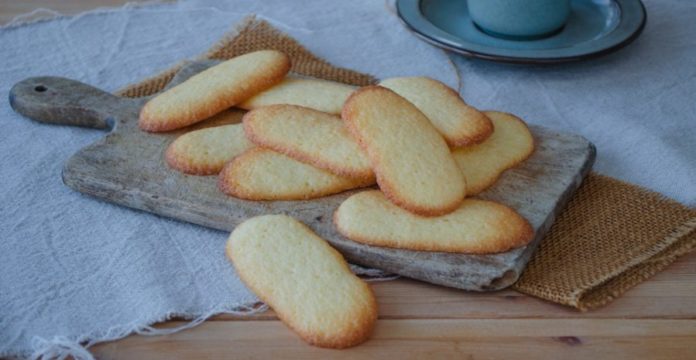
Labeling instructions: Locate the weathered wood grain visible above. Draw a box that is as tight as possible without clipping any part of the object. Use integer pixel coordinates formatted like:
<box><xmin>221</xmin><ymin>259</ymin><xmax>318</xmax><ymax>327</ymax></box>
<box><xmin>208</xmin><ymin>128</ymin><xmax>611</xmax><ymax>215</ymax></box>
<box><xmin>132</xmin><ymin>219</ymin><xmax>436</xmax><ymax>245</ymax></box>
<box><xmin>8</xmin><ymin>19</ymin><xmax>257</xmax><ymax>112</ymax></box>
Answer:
<box><xmin>90</xmin><ymin>318</ymin><xmax>696</xmax><ymax>360</ymax></box>
<box><xmin>85</xmin><ymin>251</ymin><xmax>696</xmax><ymax>358</ymax></box>
<box><xmin>9</xmin><ymin>61</ymin><xmax>595</xmax><ymax>291</ymax></box>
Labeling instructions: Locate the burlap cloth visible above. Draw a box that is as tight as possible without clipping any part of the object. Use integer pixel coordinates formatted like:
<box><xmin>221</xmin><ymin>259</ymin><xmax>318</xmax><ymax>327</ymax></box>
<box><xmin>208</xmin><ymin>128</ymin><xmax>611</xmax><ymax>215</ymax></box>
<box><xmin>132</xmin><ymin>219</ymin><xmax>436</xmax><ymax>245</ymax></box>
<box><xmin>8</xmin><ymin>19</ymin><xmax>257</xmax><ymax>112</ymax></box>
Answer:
<box><xmin>116</xmin><ymin>17</ymin><xmax>696</xmax><ymax>311</ymax></box>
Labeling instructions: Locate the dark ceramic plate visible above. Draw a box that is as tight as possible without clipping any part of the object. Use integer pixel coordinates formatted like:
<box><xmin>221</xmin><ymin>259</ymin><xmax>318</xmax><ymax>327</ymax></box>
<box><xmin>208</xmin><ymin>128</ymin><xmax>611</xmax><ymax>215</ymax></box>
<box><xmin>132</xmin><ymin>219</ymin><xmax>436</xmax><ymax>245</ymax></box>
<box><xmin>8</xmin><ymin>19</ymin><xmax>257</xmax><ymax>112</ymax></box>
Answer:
<box><xmin>396</xmin><ymin>0</ymin><xmax>646</xmax><ymax>64</ymax></box>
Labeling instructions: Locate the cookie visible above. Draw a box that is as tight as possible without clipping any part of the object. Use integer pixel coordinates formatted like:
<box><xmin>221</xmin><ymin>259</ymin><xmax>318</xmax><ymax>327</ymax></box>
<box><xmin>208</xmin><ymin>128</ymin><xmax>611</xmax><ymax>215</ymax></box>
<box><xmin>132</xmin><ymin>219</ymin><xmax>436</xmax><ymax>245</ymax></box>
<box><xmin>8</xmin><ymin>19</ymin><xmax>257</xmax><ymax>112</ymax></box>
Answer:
<box><xmin>379</xmin><ymin>77</ymin><xmax>493</xmax><ymax>146</ymax></box>
<box><xmin>218</xmin><ymin>148</ymin><xmax>372</xmax><ymax>200</ymax></box>
<box><xmin>334</xmin><ymin>190</ymin><xmax>534</xmax><ymax>254</ymax></box>
<box><xmin>227</xmin><ymin>215</ymin><xmax>377</xmax><ymax>348</ymax></box>
<box><xmin>342</xmin><ymin>86</ymin><xmax>466</xmax><ymax>216</ymax></box>
<box><xmin>238</xmin><ymin>75</ymin><xmax>357</xmax><ymax>114</ymax></box>
<box><xmin>165</xmin><ymin>123</ymin><xmax>254</xmax><ymax>175</ymax></box>
<box><xmin>453</xmin><ymin>111</ymin><xmax>535</xmax><ymax>195</ymax></box>
<box><xmin>139</xmin><ymin>50</ymin><xmax>291</xmax><ymax>132</ymax></box>
<box><xmin>243</xmin><ymin>105</ymin><xmax>373</xmax><ymax>181</ymax></box>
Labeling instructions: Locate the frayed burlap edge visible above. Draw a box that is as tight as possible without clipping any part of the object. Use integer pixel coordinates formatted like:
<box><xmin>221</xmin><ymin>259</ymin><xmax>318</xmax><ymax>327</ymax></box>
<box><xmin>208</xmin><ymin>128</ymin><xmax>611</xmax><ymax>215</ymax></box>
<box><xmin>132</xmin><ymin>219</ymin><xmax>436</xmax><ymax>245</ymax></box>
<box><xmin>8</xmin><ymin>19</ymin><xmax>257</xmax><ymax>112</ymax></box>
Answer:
<box><xmin>575</xmin><ymin>221</ymin><xmax>696</xmax><ymax>310</ymax></box>
<box><xmin>513</xmin><ymin>174</ymin><xmax>696</xmax><ymax>310</ymax></box>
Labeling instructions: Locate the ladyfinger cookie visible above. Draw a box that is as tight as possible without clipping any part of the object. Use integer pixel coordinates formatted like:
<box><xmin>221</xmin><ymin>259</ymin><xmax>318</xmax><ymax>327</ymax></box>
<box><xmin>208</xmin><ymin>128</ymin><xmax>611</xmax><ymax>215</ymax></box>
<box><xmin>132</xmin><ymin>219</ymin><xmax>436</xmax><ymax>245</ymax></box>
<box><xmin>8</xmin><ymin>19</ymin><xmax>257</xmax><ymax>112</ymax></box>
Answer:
<box><xmin>227</xmin><ymin>215</ymin><xmax>377</xmax><ymax>348</ymax></box>
<box><xmin>238</xmin><ymin>75</ymin><xmax>357</xmax><ymax>115</ymax></box>
<box><xmin>139</xmin><ymin>50</ymin><xmax>290</xmax><ymax>132</ymax></box>
<box><xmin>243</xmin><ymin>104</ymin><xmax>373</xmax><ymax>181</ymax></box>
<box><xmin>453</xmin><ymin>111</ymin><xmax>535</xmax><ymax>195</ymax></box>
<box><xmin>342</xmin><ymin>86</ymin><xmax>466</xmax><ymax>216</ymax></box>
<box><xmin>380</xmin><ymin>77</ymin><xmax>493</xmax><ymax>146</ymax></box>
<box><xmin>334</xmin><ymin>190</ymin><xmax>534</xmax><ymax>253</ymax></box>
<box><xmin>165</xmin><ymin>123</ymin><xmax>254</xmax><ymax>175</ymax></box>
<box><xmin>218</xmin><ymin>148</ymin><xmax>372</xmax><ymax>201</ymax></box>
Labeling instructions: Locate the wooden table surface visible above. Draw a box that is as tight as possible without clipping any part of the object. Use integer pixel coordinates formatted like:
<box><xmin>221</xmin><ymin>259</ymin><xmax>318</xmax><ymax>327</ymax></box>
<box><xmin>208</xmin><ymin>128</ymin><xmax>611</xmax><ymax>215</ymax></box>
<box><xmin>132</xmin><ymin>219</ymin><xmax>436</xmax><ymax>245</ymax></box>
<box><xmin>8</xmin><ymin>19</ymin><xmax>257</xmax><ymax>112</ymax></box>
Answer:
<box><xmin>4</xmin><ymin>2</ymin><xmax>696</xmax><ymax>359</ymax></box>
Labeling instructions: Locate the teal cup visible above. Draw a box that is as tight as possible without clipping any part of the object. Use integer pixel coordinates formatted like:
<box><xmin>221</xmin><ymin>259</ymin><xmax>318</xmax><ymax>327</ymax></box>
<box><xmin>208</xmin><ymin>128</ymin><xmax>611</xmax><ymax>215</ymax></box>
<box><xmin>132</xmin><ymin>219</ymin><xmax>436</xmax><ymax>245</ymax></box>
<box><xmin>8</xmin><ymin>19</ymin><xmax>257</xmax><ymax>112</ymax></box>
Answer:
<box><xmin>468</xmin><ymin>0</ymin><xmax>572</xmax><ymax>40</ymax></box>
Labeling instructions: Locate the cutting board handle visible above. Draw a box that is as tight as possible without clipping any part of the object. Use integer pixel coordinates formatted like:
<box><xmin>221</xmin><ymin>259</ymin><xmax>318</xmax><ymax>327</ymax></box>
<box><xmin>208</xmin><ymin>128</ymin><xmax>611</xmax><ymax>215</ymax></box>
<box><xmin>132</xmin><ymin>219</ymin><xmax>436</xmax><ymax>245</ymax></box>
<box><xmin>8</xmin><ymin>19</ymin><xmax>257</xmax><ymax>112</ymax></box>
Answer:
<box><xmin>9</xmin><ymin>76</ymin><xmax>131</xmax><ymax>130</ymax></box>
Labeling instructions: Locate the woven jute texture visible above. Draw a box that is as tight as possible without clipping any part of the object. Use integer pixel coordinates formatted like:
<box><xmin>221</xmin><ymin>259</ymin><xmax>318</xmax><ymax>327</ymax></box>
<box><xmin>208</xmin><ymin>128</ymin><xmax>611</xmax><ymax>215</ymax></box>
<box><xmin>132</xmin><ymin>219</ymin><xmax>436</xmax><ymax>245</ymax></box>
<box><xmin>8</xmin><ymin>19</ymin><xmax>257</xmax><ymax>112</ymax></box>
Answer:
<box><xmin>115</xmin><ymin>17</ymin><xmax>696</xmax><ymax>310</ymax></box>
<box><xmin>513</xmin><ymin>174</ymin><xmax>696</xmax><ymax>310</ymax></box>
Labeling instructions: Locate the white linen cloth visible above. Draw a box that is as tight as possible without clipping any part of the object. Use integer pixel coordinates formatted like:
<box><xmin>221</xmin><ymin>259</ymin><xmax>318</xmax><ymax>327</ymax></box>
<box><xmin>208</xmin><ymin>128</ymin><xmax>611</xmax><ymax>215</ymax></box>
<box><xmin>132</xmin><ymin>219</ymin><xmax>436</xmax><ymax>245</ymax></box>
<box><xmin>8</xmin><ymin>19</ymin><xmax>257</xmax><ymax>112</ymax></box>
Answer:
<box><xmin>0</xmin><ymin>1</ymin><xmax>455</xmax><ymax>358</ymax></box>
<box><xmin>0</xmin><ymin>0</ymin><xmax>694</xmax><ymax>358</ymax></box>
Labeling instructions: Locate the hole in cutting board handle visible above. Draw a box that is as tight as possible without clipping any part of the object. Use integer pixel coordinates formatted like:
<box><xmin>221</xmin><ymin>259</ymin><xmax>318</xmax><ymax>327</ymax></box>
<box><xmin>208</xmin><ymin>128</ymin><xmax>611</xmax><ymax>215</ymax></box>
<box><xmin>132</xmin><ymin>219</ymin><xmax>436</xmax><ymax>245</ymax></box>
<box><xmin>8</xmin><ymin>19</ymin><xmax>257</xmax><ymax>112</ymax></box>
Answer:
<box><xmin>10</xmin><ymin>77</ymin><xmax>121</xmax><ymax>131</ymax></box>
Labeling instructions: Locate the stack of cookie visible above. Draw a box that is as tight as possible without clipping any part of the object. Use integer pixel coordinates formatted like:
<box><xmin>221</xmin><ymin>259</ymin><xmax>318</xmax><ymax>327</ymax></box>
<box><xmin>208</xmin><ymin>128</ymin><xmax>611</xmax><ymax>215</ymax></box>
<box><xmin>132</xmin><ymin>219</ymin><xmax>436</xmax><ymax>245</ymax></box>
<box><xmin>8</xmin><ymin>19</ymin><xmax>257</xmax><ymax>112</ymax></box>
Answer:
<box><xmin>138</xmin><ymin>50</ymin><xmax>536</xmax><ymax>348</ymax></box>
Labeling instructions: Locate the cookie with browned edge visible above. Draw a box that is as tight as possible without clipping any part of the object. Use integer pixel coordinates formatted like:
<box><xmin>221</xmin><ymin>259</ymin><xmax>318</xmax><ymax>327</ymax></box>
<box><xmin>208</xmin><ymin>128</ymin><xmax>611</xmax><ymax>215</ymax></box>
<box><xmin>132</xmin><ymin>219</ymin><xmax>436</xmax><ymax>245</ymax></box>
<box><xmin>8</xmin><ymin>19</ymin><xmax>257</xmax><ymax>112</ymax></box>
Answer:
<box><xmin>227</xmin><ymin>215</ymin><xmax>377</xmax><ymax>348</ymax></box>
<box><xmin>334</xmin><ymin>190</ymin><xmax>534</xmax><ymax>254</ymax></box>
<box><xmin>380</xmin><ymin>77</ymin><xmax>493</xmax><ymax>146</ymax></box>
<box><xmin>139</xmin><ymin>50</ymin><xmax>290</xmax><ymax>132</ymax></box>
<box><xmin>165</xmin><ymin>123</ymin><xmax>254</xmax><ymax>175</ymax></box>
<box><xmin>342</xmin><ymin>86</ymin><xmax>466</xmax><ymax>216</ymax></box>
<box><xmin>238</xmin><ymin>75</ymin><xmax>357</xmax><ymax>114</ymax></box>
<box><xmin>453</xmin><ymin>111</ymin><xmax>535</xmax><ymax>195</ymax></box>
<box><xmin>243</xmin><ymin>104</ymin><xmax>373</xmax><ymax>181</ymax></box>
<box><xmin>218</xmin><ymin>148</ymin><xmax>372</xmax><ymax>200</ymax></box>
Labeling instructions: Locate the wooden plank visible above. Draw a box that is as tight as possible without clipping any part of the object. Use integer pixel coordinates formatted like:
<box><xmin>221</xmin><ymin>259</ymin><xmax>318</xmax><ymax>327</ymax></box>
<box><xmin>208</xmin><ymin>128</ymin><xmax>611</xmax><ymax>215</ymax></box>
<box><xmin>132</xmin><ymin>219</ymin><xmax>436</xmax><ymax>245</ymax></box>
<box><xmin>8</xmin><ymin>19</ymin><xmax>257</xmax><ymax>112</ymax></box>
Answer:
<box><xmin>211</xmin><ymin>251</ymin><xmax>696</xmax><ymax>321</ymax></box>
<box><xmin>90</xmin><ymin>319</ymin><xmax>696</xmax><ymax>360</ymax></box>
<box><xmin>10</xmin><ymin>62</ymin><xmax>594</xmax><ymax>292</ymax></box>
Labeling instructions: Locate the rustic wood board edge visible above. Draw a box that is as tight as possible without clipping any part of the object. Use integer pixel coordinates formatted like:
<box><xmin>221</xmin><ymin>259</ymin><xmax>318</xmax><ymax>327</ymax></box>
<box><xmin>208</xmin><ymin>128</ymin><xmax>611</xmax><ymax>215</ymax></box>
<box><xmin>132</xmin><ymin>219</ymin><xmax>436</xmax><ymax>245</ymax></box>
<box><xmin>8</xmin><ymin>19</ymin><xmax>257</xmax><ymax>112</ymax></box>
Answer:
<box><xmin>9</xmin><ymin>60</ymin><xmax>596</xmax><ymax>291</ymax></box>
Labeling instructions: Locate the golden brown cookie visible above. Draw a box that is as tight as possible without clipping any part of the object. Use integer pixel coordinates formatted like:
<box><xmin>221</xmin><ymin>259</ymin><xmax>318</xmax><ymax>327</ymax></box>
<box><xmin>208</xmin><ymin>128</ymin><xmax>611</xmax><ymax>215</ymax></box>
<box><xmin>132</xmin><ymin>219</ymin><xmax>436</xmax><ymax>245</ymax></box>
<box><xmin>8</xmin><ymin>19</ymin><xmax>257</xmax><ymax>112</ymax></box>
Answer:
<box><xmin>243</xmin><ymin>104</ymin><xmax>373</xmax><ymax>181</ymax></box>
<box><xmin>453</xmin><ymin>111</ymin><xmax>535</xmax><ymax>195</ymax></box>
<box><xmin>342</xmin><ymin>86</ymin><xmax>466</xmax><ymax>216</ymax></box>
<box><xmin>165</xmin><ymin>123</ymin><xmax>254</xmax><ymax>175</ymax></box>
<box><xmin>139</xmin><ymin>50</ymin><xmax>291</xmax><ymax>132</ymax></box>
<box><xmin>238</xmin><ymin>75</ymin><xmax>357</xmax><ymax>114</ymax></box>
<box><xmin>218</xmin><ymin>148</ymin><xmax>372</xmax><ymax>200</ymax></box>
<box><xmin>334</xmin><ymin>190</ymin><xmax>534</xmax><ymax>253</ymax></box>
<box><xmin>380</xmin><ymin>77</ymin><xmax>493</xmax><ymax>146</ymax></box>
<box><xmin>227</xmin><ymin>215</ymin><xmax>377</xmax><ymax>348</ymax></box>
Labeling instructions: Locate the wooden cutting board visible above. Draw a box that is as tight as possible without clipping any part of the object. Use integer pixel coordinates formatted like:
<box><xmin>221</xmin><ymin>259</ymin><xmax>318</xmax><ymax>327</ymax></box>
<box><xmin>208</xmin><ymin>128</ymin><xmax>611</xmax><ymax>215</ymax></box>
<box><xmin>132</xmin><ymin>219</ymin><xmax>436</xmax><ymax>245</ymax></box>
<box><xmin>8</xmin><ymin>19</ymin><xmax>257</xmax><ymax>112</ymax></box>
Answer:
<box><xmin>9</xmin><ymin>60</ymin><xmax>595</xmax><ymax>291</ymax></box>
